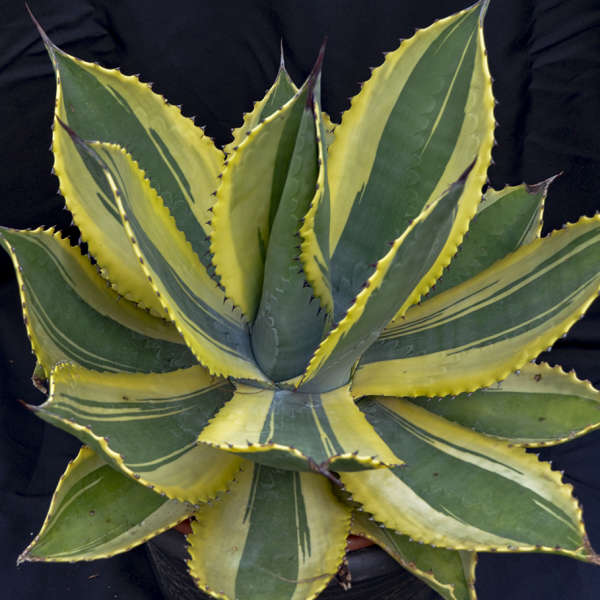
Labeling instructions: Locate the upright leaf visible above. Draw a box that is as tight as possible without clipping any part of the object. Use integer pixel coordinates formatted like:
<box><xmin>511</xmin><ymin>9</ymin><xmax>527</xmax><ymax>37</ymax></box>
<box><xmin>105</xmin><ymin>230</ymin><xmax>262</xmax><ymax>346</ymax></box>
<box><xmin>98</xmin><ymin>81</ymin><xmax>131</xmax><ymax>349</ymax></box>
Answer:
<box><xmin>251</xmin><ymin>72</ymin><xmax>330</xmax><ymax>381</ymax></box>
<box><xmin>324</xmin><ymin>3</ymin><xmax>494</xmax><ymax>320</ymax></box>
<box><xmin>77</xmin><ymin>137</ymin><xmax>266</xmax><ymax>382</ymax></box>
<box><xmin>300</xmin><ymin>170</ymin><xmax>471</xmax><ymax>392</ymax></box>
<box><xmin>210</xmin><ymin>47</ymin><xmax>325</xmax><ymax>320</ymax></box>
<box><xmin>31</xmin><ymin>15</ymin><xmax>223</xmax><ymax>311</ymax></box>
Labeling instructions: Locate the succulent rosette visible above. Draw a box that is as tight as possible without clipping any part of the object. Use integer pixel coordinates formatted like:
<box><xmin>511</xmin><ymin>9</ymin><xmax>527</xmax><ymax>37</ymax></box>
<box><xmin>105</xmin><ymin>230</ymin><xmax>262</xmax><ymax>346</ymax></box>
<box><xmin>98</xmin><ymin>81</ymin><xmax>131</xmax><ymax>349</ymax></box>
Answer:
<box><xmin>4</xmin><ymin>3</ymin><xmax>600</xmax><ymax>599</ymax></box>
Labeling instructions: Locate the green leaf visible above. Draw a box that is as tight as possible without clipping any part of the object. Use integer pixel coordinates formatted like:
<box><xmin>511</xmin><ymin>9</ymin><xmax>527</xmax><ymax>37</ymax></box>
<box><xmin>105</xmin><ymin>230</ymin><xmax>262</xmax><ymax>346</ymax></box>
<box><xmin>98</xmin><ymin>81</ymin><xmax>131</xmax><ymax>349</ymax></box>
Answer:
<box><xmin>430</xmin><ymin>180</ymin><xmax>550</xmax><ymax>298</ymax></box>
<box><xmin>36</xmin><ymin>21</ymin><xmax>223</xmax><ymax>310</ymax></box>
<box><xmin>198</xmin><ymin>383</ymin><xmax>401</xmax><ymax>472</ymax></box>
<box><xmin>210</xmin><ymin>48</ymin><xmax>325</xmax><ymax>320</ymax></box>
<box><xmin>0</xmin><ymin>227</ymin><xmax>194</xmax><ymax>376</ymax></box>
<box><xmin>187</xmin><ymin>463</ymin><xmax>351</xmax><ymax>600</ymax></box>
<box><xmin>19</xmin><ymin>446</ymin><xmax>193</xmax><ymax>563</ymax></box>
<box><xmin>342</xmin><ymin>397</ymin><xmax>598</xmax><ymax>561</ymax></box>
<box><xmin>300</xmin><ymin>169</ymin><xmax>472</xmax><ymax>392</ymax></box>
<box><xmin>324</xmin><ymin>4</ymin><xmax>494</xmax><ymax>320</ymax></box>
<box><xmin>351</xmin><ymin>511</ymin><xmax>477</xmax><ymax>600</ymax></box>
<box><xmin>80</xmin><ymin>138</ymin><xmax>267</xmax><ymax>382</ymax></box>
<box><xmin>224</xmin><ymin>53</ymin><xmax>297</xmax><ymax>156</ymax></box>
<box><xmin>408</xmin><ymin>362</ymin><xmax>600</xmax><ymax>446</ymax></box>
<box><xmin>33</xmin><ymin>363</ymin><xmax>244</xmax><ymax>504</ymax></box>
<box><xmin>251</xmin><ymin>73</ymin><xmax>331</xmax><ymax>382</ymax></box>
<box><xmin>354</xmin><ymin>215</ymin><xmax>600</xmax><ymax>398</ymax></box>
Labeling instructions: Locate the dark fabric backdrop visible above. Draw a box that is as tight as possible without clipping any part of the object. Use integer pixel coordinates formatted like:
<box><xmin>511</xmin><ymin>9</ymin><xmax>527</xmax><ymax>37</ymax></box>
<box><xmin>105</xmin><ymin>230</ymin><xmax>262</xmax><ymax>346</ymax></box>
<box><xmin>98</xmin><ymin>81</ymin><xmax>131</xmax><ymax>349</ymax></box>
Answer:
<box><xmin>1</xmin><ymin>0</ymin><xmax>599</xmax><ymax>598</ymax></box>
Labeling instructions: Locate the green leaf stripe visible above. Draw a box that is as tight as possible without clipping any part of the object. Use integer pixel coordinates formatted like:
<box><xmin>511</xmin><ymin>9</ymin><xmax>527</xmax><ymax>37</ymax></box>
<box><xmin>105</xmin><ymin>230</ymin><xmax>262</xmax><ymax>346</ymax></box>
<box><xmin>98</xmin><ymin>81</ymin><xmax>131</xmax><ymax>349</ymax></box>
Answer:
<box><xmin>326</xmin><ymin>5</ymin><xmax>492</xmax><ymax>320</ymax></box>
<box><xmin>342</xmin><ymin>397</ymin><xmax>592</xmax><ymax>558</ymax></box>
<box><xmin>20</xmin><ymin>446</ymin><xmax>192</xmax><ymax>563</ymax></box>
<box><xmin>354</xmin><ymin>216</ymin><xmax>600</xmax><ymax>398</ymax></box>
<box><xmin>301</xmin><ymin>172</ymin><xmax>468</xmax><ymax>392</ymax></box>
<box><xmin>251</xmin><ymin>79</ymin><xmax>330</xmax><ymax>382</ymax></box>
<box><xmin>187</xmin><ymin>463</ymin><xmax>351</xmax><ymax>600</ymax></box>
<box><xmin>409</xmin><ymin>362</ymin><xmax>600</xmax><ymax>446</ymax></box>
<box><xmin>0</xmin><ymin>227</ymin><xmax>195</xmax><ymax>375</ymax></box>
<box><xmin>48</xmin><ymin>37</ymin><xmax>222</xmax><ymax>262</ymax></box>
<box><xmin>198</xmin><ymin>383</ymin><xmax>401</xmax><ymax>472</ymax></box>
<box><xmin>430</xmin><ymin>181</ymin><xmax>549</xmax><ymax>299</ymax></box>
<box><xmin>87</xmin><ymin>141</ymin><xmax>266</xmax><ymax>382</ymax></box>
<box><xmin>35</xmin><ymin>364</ymin><xmax>243</xmax><ymax>504</ymax></box>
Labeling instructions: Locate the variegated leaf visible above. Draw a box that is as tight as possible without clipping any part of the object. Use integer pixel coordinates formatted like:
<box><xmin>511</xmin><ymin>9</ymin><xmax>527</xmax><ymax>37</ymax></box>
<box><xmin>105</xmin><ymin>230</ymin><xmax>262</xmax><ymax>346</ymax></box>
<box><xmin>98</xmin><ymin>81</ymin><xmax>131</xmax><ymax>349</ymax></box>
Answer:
<box><xmin>409</xmin><ymin>362</ymin><xmax>600</xmax><ymax>446</ymax></box>
<box><xmin>224</xmin><ymin>54</ymin><xmax>297</xmax><ymax>155</ymax></box>
<box><xmin>19</xmin><ymin>446</ymin><xmax>193</xmax><ymax>563</ymax></box>
<box><xmin>351</xmin><ymin>511</ymin><xmax>477</xmax><ymax>600</ymax></box>
<box><xmin>342</xmin><ymin>397</ymin><xmax>597</xmax><ymax>561</ymax></box>
<box><xmin>31</xmin><ymin>363</ymin><xmax>243</xmax><ymax>504</ymax></box>
<box><xmin>430</xmin><ymin>180</ymin><xmax>550</xmax><ymax>298</ymax></box>
<box><xmin>353</xmin><ymin>216</ymin><xmax>600</xmax><ymax>398</ymax></box>
<box><xmin>78</xmin><ymin>137</ymin><xmax>266</xmax><ymax>382</ymax></box>
<box><xmin>251</xmin><ymin>72</ymin><xmax>331</xmax><ymax>381</ymax></box>
<box><xmin>187</xmin><ymin>463</ymin><xmax>351</xmax><ymax>600</ymax></box>
<box><xmin>0</xmin><ymin>227</ymin><xmax>194</xmax><ymax>376</ymax></box>
<box><xmin>198</xmin><ymin>383</ymin><xmax>401</xmax><ymax>472</ymax></box>
<box><xmin>33</xmin><ymin>16</ymin><xmax>223</xmax><ymax>312</ymax></box>
<box><xmin>300</xmin><ymin>168</ymin><xmax>472</xmax><ymax>392</ymax></box>
<box><xmin>323</xmin><ymin>3</ymin><xmax>494</xmax><ymax>320</ymax></box>
<box><xmin>210</xmin><ymin>47</ymin><xmax>325</xmax><ymax>320</ymax></box>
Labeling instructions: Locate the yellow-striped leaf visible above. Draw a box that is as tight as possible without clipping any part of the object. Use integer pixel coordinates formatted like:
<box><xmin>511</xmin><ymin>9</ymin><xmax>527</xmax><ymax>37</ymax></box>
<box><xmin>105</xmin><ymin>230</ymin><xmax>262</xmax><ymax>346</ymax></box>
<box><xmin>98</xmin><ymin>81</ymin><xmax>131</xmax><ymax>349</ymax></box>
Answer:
<box><xmin>35</xmin><ymin>20</ymin><xmax>223</xmax><ymax>312</ymax></box>
<box><xmin>342</xmin><ymin>397</ymin><xmax>598</xmax><ymax>561</ymax></box>
<box><xmin>187</xmin><ymin>463</ymin><xmax>351</xmax><ymax>600</ymax></box>
<box><xmin>430</xmin><ymin>180</ymin><xmax>550</xmax><ymax>298</ymax></box>
<box><xmin>0</xmin><ymin>227</ymin><xmax>194</xmax><ymax>376</ymax></box>
<box><xmin>19</xmin><ymin>446</ymin><xmax>193</xmax><ymax>563</ymax></box>
<box><xmin>80</xmin><ymin>138</ymin><xmax>267</xmax><ymax>382</ymax></box>
<box><xmin>354</xmin><ymin>215</ymin><xmax>600</xmax><ymax>398</ymax></box>
<box><xmin>324</xmin><ymin>3</ymin><xmax>494</xmax><ymax>320</ymax></box>
<box><xmin>409</xmin><ymin>362</ymin><xmax>600</xmax><ymax>446</ymax></box>
<box><xmin>351</xmin><ymin>511</ymin><xmax>477</xmax><ymax>600</ymax></box>
<box><xmin>251</xmin><ymin>73</ymin><xmax>331</xmax><ymax>381</ymax></box>
<box><xmin>198</xmin><ymin>383</ymin><xmax>401</xmax><ymax>472</ymax></box>
<box><xmin>210</xmin><ymin>47</ymin><xmax>325</xmax><ymax>320</ymax></box>
<box><xmin>300</xmin><ymin>169</ymin><xmax>472</xmax><ymax>392</ymax></box>
<box><xmin>32</xmin><ymin>364</ymin><xmax>244</xmax><ymax>504</ymax></box>
<box><xmin>224</xmin><ymin>55</ymin><xmax>297</xmax><ymax>156</ymax></box>
<box><xmin>298</xmin><ymin>87</ymin><xmax>335</xmax><ymax>317</ymax></box>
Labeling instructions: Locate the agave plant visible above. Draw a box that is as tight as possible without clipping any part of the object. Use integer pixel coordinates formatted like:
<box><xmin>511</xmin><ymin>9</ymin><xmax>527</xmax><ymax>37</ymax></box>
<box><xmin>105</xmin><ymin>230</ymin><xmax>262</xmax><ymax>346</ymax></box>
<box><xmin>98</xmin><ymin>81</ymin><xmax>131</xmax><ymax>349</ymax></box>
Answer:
<box><xmin>4</xmin><ymin>2</ymin><xmax>600</xmax><ymax>599</ymax></box>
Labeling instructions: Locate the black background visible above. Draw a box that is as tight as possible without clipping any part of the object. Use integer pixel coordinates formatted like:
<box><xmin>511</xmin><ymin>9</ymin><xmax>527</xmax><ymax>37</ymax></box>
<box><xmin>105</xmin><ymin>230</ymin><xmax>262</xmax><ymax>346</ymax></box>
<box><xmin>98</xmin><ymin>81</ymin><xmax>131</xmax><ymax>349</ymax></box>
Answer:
<box><xmin>1</xmin><ymin>0</ymin><xmax>600</xmax><ymax>598</ymax></box>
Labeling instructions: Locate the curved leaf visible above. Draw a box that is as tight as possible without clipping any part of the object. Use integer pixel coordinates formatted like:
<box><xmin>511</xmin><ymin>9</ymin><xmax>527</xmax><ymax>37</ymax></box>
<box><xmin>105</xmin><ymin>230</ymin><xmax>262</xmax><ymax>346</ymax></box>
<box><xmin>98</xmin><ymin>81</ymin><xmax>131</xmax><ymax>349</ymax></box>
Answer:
<box><xmin>0</xmin><ymin>227</ymin><xmax>194</xmax><ymax>376</ymax></box>
<box><xmin>19</xmin><ymin>446</ymin><xmax>192</xmax><ymax>563</ymax></box>
<box><xmin>325</xmin><ymin>3</ymin><xmax>494</xmax><ymax>319</ymax></box>
<box><xmin>300</xmin><ymin>169</ymin><xmax>471</xmax><ymax>392</ymax></box>
<box><xmin>351</xmin><ymin>511</ymin><xmax>476</xmax><ymax>600</ymax></box>
<box><xmin>32</xmin><ymin>364</ymin><xmax>243</xmax><ymax>504</ymax></box>
<box><xmin>430</xmin><ymin>180</ymin><xmax>550</xmax><ymax>299</ymax></box>
<box><xmin>198</xmin><ymin>383</ymin><xmax>401</xmax><ymax>472</ymax></box>
<box><xmin>408</xmin><ymin>362</ymin><xmax>600</xmax><ymax>446</ymax></box>
<box><xmin>354</xmin><ymin>215</ymin><xmax>600</xmax><ymax>398</ymax></box>
<box><xmin>342</xmin><ymin>397</ymin><xmax>597</xmax><ymax>561</ymax></box>
<box><xmin>81</xmin><ymin>139</ymin><xmax>267</xmax><ymax>382</ymax></box>
<box><xmin>35</xmin><ymin>19</ymin><xmax>223</xmax><ymax>310</ymax></box>
<box><xmin>187</xmin><ymin>463</ymin><xmax>351</xmax><ymax>600</ymax></box>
